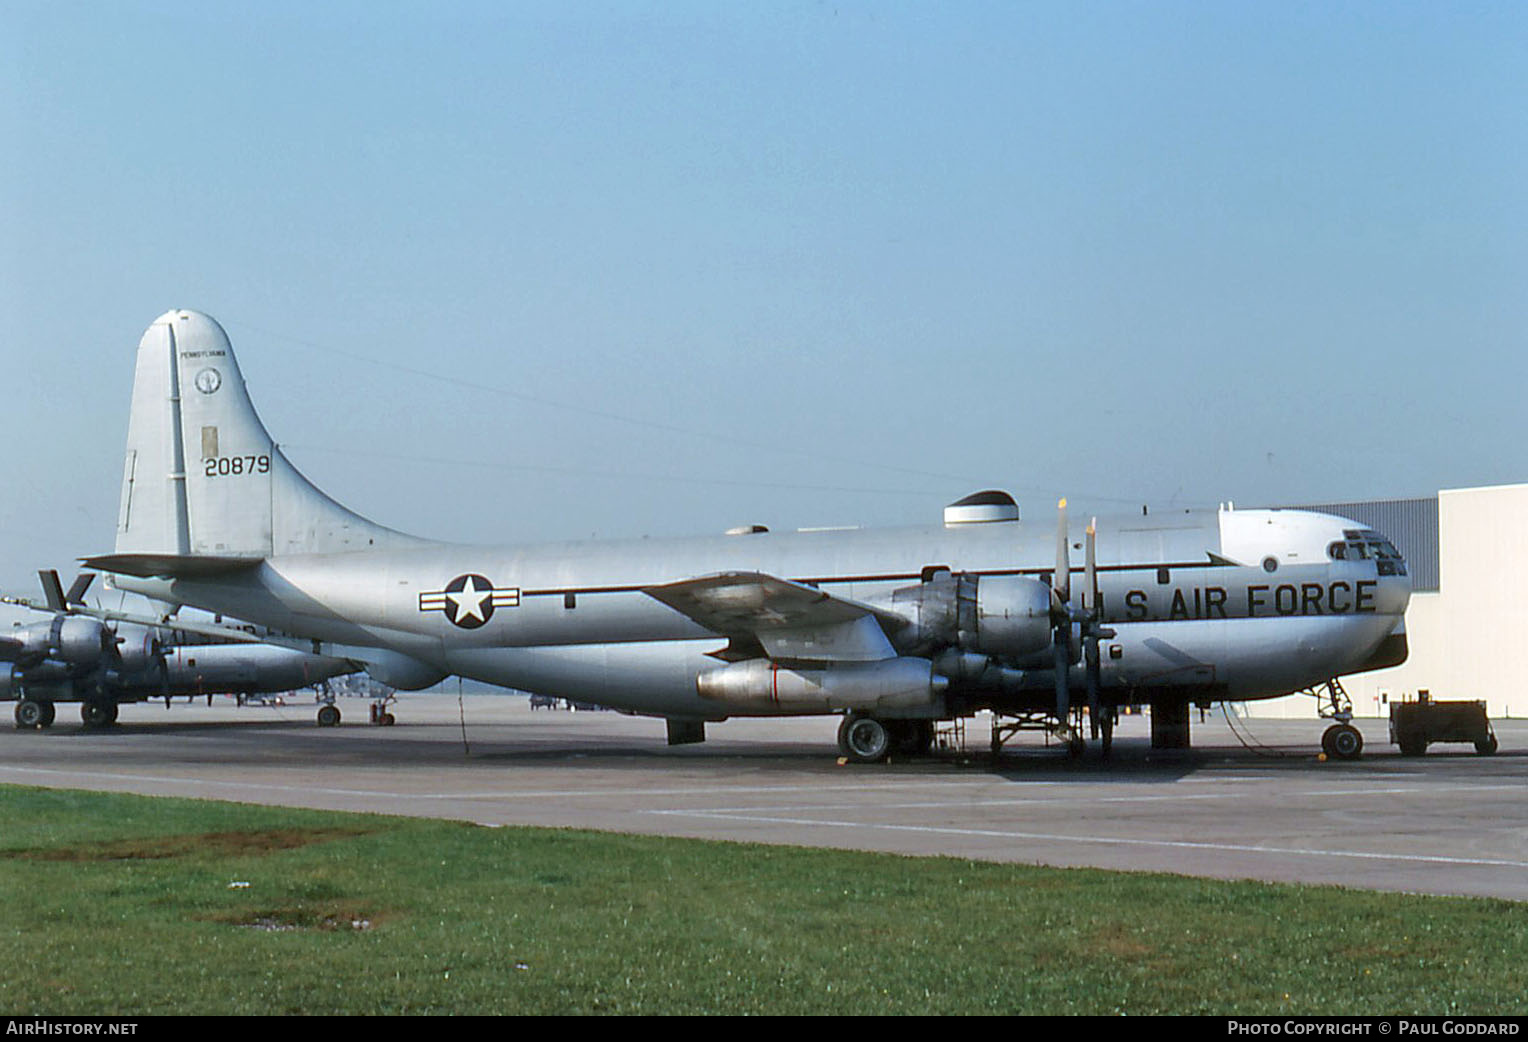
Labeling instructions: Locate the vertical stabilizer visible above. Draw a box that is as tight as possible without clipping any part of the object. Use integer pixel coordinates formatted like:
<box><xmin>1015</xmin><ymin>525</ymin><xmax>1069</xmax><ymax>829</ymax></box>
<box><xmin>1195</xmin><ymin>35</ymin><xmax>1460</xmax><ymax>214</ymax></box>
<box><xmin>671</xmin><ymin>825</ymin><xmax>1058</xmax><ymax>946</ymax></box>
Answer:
<box><xmin>115</xmin><ymin>310</ymin><xmax>431</xmax><ymax>559</ymax></box>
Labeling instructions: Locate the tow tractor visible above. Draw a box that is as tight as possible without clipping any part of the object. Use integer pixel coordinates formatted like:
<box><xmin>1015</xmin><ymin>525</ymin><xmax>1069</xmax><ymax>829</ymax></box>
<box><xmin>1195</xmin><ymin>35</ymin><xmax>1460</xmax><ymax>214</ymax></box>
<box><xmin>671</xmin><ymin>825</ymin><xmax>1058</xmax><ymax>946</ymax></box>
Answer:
<box><xmin>1389</xmin><ymin>691</ymin><xmax>1497</xmax><ymax>756</ymax></box>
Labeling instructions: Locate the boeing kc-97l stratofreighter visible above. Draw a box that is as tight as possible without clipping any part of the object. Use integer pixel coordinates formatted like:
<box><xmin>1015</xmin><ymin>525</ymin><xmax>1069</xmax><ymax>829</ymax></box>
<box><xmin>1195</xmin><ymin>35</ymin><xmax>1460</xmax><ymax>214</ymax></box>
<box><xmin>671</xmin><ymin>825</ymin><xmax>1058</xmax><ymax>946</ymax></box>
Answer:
<box><xmin>3</xmin><ymin>570</ymin><xmax>356</xmax><ymax>729</ymax></box>
<box><xmin>87</xmin><ymin>310</ymin><xmax>1412</xmax><ymax>761</ymax></box>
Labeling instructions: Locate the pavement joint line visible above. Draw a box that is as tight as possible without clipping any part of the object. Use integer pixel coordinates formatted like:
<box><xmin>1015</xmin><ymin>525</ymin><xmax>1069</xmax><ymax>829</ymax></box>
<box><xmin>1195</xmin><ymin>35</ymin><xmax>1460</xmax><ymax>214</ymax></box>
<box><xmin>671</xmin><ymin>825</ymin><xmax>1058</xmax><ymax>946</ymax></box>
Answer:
<box><xmin>662</xmin><ymin>784</ymin><xmax>1528</xmax><ymax>815</ymax></box>
<box><xmin>643</xmin><ymin>810</ymin><xmax>1528</xmax><ymax>870</ymax></box>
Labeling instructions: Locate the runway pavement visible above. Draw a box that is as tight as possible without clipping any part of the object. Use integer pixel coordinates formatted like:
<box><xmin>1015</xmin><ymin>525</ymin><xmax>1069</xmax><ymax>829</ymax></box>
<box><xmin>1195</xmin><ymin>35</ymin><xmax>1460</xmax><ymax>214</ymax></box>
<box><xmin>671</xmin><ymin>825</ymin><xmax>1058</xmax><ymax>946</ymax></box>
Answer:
<box><xmin>2</xmin><ymin>694</ymin><xmax>1525</xmax><ymax>901</ymax></box>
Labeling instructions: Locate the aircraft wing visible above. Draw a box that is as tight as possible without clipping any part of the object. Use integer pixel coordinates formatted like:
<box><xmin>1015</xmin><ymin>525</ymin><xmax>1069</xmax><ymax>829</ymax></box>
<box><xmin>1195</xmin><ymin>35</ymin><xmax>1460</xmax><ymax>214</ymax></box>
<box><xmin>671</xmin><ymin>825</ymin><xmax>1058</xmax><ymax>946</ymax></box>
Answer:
<box><xmin>643</xmin><ymin>572</ymin><xmax>902</xmax><ymax>664</ymax></box>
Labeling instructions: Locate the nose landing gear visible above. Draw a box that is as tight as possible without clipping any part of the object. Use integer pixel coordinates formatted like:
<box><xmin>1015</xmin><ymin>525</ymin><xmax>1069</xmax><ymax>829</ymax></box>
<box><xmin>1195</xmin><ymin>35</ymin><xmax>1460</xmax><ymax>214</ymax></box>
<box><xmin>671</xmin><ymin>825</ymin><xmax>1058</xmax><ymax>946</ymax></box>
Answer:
<box><xmin>1314</xmin><ymin>678</ymin><xmax>1364</xmax><ymax>761</ymax></box>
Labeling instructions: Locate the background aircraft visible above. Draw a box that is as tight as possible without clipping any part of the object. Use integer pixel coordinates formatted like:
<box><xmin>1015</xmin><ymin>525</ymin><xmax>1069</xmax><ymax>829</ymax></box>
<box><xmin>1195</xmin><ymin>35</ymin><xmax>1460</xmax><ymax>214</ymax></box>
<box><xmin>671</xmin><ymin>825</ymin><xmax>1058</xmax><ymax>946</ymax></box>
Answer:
<box><xmin>92</xmin><ymin>310</ymin><xmax>1411</xmax><ymax>760</ymax></box>
<box><xmin>3</xmin><ymin>570</ymin><xmax>359</xmax><ymax>729</ymax></box>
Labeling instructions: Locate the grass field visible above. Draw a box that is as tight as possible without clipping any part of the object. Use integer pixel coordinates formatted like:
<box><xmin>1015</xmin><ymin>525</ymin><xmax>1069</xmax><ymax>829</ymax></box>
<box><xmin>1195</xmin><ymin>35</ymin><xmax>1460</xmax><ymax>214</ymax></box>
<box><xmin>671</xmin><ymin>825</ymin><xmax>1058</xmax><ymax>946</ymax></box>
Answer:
<box><xmin>1</xmin><ymin>785</ymin><xmax>1523</xmax><ymax>1016</ymax></box>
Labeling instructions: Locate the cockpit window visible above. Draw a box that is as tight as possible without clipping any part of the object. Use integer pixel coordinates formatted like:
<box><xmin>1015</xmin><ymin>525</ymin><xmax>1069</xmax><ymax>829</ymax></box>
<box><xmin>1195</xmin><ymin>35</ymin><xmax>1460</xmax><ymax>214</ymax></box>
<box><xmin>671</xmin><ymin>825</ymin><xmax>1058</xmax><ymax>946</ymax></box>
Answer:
<box><xmin>1329</xmin><ymin>534</ymin><xmax>1407</xmax><ymax>575</ymax></box>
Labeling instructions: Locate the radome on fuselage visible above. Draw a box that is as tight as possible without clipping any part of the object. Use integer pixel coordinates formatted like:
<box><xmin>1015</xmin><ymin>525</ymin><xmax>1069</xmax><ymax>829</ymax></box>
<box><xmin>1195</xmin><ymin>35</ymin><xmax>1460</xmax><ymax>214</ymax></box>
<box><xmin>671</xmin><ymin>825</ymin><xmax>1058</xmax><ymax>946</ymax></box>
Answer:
<box><xmin>91</xmin><ymin>310</ymin><xmax>1410</xmax><ymax>758</ymax></box>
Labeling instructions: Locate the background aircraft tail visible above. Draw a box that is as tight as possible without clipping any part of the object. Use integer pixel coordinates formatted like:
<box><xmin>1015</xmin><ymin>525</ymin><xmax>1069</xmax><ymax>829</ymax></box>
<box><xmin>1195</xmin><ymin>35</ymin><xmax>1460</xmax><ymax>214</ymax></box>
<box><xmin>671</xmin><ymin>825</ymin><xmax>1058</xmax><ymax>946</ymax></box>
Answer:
<box><xmin>113</xmin><ymin>309</ymin><xmax>429</xmax><ymax>561</ymax></box>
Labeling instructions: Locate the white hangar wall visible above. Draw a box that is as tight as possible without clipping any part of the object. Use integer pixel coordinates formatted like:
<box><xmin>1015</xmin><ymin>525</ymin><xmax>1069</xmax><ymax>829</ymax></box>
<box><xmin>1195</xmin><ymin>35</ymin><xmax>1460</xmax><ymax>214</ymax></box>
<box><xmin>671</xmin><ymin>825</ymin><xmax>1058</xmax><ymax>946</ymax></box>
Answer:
<box><xmin>1246</xmin><ymin>483</ymin><xmax>1527</xmax><ymax>720</ymax></box>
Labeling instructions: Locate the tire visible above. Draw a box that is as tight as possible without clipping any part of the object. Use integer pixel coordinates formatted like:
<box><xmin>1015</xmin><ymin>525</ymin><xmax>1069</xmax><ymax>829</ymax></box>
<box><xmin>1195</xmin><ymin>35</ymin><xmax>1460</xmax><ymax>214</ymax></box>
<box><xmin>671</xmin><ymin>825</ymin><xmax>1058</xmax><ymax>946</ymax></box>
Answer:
<box><xmin>1475</xmin><ymin>735</ymin><xmax>1498</xmax><ymax>756</ymax></box>
<box><xmin>838</xmin><ymin>715</ymin><xmax>891</xmax><ymax>763</ymax></box>
<box><xmin>317</xmin><ymin>704</ymin><xmax>341</xmax><ymax>727</ymax></box>
<box><xmin>81</xmin><ymin>702</ymin><xmax>115</xmax><ymax>728</ymax></box>
<box><xmin>14</xmin><ymin>700</ymin><xmax>47</xmax><ymax>730</ymax></box>
<box><xmin>1330</xmin><ymin>724</ymin><xmax>1363</xmax><ymax>761</ymax></box>
<box><xmin>1398</xmin><ymin>739</ymin><xmax>1427</xmax><ymax>757</ymax></box>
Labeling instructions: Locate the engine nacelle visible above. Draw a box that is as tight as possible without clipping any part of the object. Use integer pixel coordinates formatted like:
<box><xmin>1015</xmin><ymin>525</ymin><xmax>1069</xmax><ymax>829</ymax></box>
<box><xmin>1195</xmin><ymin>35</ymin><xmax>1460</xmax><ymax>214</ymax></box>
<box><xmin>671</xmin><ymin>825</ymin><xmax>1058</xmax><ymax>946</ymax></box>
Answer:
<box><xmin>5</xmin><ymin>617</ymin><xmax>111</xmax><ymax>670</ymax></box>
<box><xmin>697</xmin><ymin>657</ymin><xmax>948</xmax><ymax>715</ymax></box>
<box><xmin>882</xmin><ymin>573</ymin><xmax>1053</xmax><ymax>662</ymax></box>
<box><xmin>53</xmin><ymin>617</ymin><xmax>111</xmax><ymax>669</ymax></box>
<box><xmin>967</xmin><ymin>575</ymin><xmax>1053</xmax><ymax>659</ymax></box>
<box><xmin>113</xmin><ymin>629</ymin><xmax>162</xmax><ymax>673</ymax></box>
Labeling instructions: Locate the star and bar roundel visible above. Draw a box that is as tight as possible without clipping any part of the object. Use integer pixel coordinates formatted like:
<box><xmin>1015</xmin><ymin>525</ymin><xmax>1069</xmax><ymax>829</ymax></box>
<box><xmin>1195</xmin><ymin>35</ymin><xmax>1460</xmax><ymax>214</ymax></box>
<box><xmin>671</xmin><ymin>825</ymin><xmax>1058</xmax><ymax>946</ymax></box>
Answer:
<box><xmin>419</xmin><ymin>574</ymin><xmax>520</xmax><ymax>629</ymax></box>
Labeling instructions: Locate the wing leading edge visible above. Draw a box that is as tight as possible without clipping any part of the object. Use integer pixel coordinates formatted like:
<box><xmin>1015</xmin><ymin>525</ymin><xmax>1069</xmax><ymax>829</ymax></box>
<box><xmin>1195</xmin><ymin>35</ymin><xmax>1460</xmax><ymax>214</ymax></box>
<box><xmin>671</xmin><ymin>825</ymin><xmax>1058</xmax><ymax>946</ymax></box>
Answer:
<box><xmin>643</xmin><ymin>572</ymin><xmax>903</xmax><ymax>665</ymax></box>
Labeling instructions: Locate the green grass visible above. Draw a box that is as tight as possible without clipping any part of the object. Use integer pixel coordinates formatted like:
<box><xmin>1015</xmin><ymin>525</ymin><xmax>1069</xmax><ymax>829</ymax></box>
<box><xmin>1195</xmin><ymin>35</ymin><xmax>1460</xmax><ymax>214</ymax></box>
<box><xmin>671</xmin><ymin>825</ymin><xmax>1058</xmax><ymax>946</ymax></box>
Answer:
<box><xmin>0</xmin><ymin>785</ymin><xmax>1523</xmax><ymax>1015</ymax></box>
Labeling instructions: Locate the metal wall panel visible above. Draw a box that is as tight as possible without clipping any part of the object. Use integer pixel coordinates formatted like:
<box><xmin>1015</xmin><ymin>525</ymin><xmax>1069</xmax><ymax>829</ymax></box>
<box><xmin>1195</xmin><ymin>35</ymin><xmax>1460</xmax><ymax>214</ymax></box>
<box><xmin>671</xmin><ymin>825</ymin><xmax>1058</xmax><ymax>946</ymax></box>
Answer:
<box><xmin>1284</xmin><ymin>498</ymin><xmax>1440</xmax><ymax>591</ymax></box>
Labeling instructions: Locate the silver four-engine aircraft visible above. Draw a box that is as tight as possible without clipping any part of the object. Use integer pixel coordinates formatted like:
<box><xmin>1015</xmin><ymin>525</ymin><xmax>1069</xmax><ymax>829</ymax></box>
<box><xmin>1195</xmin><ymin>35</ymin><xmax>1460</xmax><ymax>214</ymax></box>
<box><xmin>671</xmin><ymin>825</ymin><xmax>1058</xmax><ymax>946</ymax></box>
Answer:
<box><xmin>3</xmin><ymin>570</ymin><xmax>356</xmax><ymax>729</ymax></box>
<box><xmin>86</xmin><ymin>310</ymin><xmax>1412</xmax><ymax>761</ymax></box>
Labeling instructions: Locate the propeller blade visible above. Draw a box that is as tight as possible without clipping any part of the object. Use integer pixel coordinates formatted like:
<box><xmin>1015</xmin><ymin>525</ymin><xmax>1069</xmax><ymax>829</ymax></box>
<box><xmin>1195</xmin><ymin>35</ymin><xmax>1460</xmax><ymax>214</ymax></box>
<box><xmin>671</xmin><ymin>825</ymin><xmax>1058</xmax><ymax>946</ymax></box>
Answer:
<box><xmin>37</xmin><ymin>570</ymin><xmax>66</xmax><ymax>613</ymax></box>
<box><xmin>1053</xmin><ymin>633</ymin><xmax>1070</xmax><ymax>723</ymax></box>
<box><xmin>65</xmin><ymin>574</ymin><xmax>95</xmax><ymax>606</ymax></box>
<box><xmin>1053</xmin><ymin>498</ymin><xmax>1071</xmax><ymax>606</ymax></box>
<box><xmin>1085</xmin><ymin>631</ymin><xmax>1100</xmax><ymax>719</ymax></box>
<box><xmin>1084</xmin><ymin>518</ymin><xmax>1098</xmax><ymax>617</ymax></box>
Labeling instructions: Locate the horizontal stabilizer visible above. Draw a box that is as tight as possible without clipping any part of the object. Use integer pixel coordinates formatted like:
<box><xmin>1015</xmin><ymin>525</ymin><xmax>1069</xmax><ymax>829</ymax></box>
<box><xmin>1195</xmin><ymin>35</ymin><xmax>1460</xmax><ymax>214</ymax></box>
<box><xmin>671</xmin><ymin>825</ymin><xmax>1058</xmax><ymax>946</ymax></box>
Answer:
<box><xmin>81</xmin><ymin>553</ymin><xmax>264</xmax><ymax>580</ymax></box>
<box><xmin>644</xmin><ymin>572</ymin><xmax>900</xmax><ymax>663</ymax></box>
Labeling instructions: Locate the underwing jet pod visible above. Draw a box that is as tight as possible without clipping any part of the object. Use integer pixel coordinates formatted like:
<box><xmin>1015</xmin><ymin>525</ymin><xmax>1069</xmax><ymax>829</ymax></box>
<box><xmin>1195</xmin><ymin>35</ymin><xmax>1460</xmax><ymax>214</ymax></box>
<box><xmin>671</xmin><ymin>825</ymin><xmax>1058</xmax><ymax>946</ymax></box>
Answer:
<box><xmin>2</xmin><ymin>571</ymin><xmax>357</xmax><ymax>729</ymax></box>
<box><xmin>89</xmin><ymin>310</ymin><xmax>1412</xmax><ymax>761</ymax></box>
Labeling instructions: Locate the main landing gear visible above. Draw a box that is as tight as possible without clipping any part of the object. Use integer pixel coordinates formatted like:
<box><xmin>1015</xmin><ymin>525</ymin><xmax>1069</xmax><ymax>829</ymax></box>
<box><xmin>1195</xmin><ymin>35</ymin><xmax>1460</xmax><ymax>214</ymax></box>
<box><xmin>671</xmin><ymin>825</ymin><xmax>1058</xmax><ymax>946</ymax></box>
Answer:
<box><xmin>80</xmin><ymin>701</ymin><xmax>119</xmax><ymax>728</ymax></box>
<box><xmin>13</xmin><ymin>699</ymin><xmax>55</xmax><ymax>730</ymax></box>
<box><xmin>314</xmin><ymin>686</ymin><xmax>397</xmax><ymax>727</ymax></box>
<box><xmin>837</xmin><ymin>714</ymin><xmax>934</xmax><ymax>763</ymax></box>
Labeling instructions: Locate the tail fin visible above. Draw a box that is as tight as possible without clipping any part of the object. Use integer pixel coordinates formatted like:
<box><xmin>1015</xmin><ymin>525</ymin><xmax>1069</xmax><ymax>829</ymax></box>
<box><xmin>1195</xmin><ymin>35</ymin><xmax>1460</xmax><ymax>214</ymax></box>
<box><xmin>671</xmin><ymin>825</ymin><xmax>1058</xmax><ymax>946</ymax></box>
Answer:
<box><xmin>113</xmin><ymin>309</ymin><xmax>430</xmax><ymax>560</ymax></box>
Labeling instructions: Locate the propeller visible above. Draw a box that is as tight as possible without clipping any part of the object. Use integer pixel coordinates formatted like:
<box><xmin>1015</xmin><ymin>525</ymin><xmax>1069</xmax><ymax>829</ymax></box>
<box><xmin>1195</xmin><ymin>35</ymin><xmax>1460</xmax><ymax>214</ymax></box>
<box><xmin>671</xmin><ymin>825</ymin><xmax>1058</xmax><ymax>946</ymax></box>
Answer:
<box><xmin>1049</xmin><ymin>504</ymin><xmax>1117</xmax><ymax>746</ymax></box>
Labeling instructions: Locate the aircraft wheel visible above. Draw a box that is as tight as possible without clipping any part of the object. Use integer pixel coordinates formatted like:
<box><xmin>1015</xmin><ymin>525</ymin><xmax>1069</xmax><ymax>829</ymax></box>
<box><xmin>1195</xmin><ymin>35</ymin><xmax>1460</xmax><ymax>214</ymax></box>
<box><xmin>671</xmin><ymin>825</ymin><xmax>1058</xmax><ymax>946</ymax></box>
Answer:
<box><xmin>838</xmin><ymin>715</ymin><xmax>891</xmax><ymax>763</ymax></box>
<box><xmin>317</xmin><ymin>704</ymin><xmax>341</xmax><ymax>727</ymax></box>
<box><xmin>1326</xmin><ymin>724</ymin><xmax>1363</xmax><ymax>761</ymax></box>
<box><xmin>81</xmin><ymin>702</ymin><xmax>116</xmax><ymax>728</ymax></box>
<box><xmin>379</xmin><ymin>712</ymin><xmax>396</xmax><ymax>727</ymax></box>
<box><xmin>14</xmin><ymin>700</ymin><xmax>49</xmax><ymax>730</ymax></box>
<box><xmin>1476</xmin><ymin>735</ymin><xmax>1498</xmax><ymax>756</ymax></box>
<box><xmin>1067</xmin><ymin>733</ymin><xmax>1085</xmax><ymax>759</ymax></box>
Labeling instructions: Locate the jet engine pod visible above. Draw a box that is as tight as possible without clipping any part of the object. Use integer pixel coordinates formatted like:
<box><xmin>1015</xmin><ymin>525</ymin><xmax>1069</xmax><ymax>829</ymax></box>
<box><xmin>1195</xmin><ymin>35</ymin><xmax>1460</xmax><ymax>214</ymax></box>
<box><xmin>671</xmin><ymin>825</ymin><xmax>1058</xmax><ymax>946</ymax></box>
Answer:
<box><xmin>968</xmin><ymin>575</ymin><xmax>1053</xmax><ymax>659</ymax></box>
<box><xmin>697</xmin><ymin>657</ymin><xmax>947</xmax><ymax>715</ymax></box>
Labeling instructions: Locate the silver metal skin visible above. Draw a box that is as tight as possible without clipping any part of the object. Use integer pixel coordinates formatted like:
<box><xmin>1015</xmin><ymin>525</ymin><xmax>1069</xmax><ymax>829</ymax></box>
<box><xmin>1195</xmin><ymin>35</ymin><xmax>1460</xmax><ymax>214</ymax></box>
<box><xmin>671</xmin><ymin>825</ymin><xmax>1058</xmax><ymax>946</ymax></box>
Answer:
<box><xmin>92</xmin><ymin>310</ymin><xmax>1412</xmax><ymax>735</ymax></box>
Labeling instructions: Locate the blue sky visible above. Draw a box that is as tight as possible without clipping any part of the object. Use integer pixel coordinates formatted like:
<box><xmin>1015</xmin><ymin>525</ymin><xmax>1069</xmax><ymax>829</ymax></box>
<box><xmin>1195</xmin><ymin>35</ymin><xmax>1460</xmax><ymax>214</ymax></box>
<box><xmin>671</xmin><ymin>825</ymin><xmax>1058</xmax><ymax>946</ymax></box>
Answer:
<box><xmin>2</xmin><ymin>1</ymin><xmax>1524</xmax><ymax>594</ymax></box>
